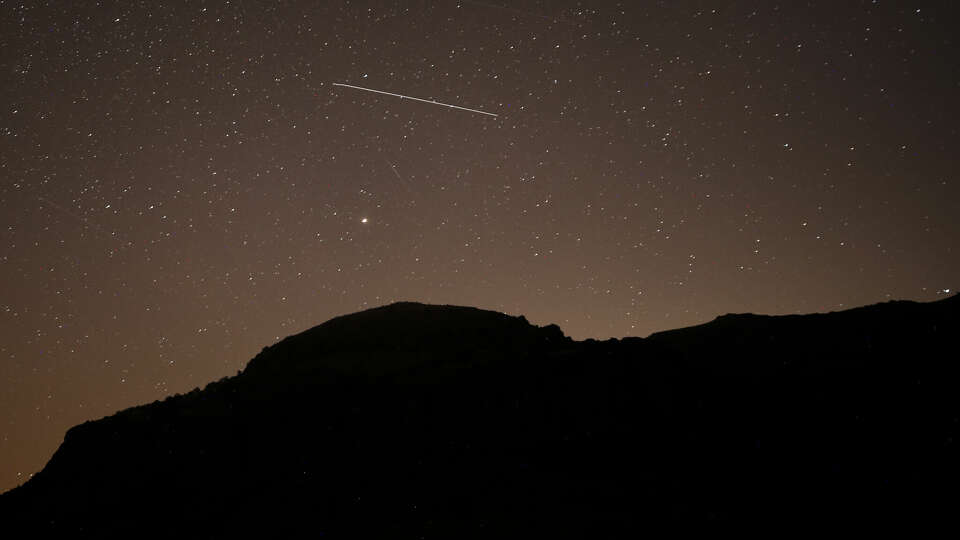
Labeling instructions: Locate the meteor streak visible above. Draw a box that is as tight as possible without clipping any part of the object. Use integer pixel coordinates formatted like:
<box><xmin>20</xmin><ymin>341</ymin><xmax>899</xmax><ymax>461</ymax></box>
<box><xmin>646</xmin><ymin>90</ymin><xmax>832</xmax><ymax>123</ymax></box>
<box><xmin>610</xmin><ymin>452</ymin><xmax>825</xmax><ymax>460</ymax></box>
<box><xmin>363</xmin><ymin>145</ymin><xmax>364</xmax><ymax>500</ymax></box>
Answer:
<box><xmin>383</xmin><ymin>157</ymin><xmax>403</xmax><ymax>181</ymax></box>
<box><xmin>332</xmin><ymin>83</ymin><xmax>498</xmax><ymax>117</ymax></box>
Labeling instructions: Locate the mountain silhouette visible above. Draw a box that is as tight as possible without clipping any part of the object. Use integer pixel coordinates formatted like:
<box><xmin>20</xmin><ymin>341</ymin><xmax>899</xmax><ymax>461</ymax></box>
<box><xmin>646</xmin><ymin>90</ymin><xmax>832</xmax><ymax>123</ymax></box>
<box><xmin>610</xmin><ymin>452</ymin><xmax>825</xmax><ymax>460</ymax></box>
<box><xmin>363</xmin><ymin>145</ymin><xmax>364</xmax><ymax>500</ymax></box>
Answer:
<box><xmin>2</xmin><ymin>297</ymin><xmax>958</xmax><ymax>536</ymax></box>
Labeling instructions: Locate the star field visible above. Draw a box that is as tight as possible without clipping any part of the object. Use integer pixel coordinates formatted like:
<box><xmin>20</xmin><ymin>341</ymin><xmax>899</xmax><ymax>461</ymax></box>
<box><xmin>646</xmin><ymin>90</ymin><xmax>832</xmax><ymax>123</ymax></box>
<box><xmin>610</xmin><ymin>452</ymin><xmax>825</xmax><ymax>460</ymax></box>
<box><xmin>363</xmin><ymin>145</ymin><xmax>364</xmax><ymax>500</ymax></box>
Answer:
<box><xmin>1</xmin><ymin>1</ymin><xmax>957</xmax><ymax>492</ymax></box>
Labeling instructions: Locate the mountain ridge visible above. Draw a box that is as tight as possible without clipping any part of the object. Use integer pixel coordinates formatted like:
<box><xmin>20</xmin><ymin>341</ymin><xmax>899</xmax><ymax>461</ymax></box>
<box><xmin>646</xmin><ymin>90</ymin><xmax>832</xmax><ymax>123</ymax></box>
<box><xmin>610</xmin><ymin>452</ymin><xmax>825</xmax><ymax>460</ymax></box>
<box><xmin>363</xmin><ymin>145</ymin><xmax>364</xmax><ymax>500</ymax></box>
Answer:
<box><xmin>243</xmin><ymin>301</ymin><xmax>569</xmax><ymax>379</ymax></box>
<box><xmin>2</xmin><ymin>296</ymin><xmax>958</xmax><ymax>535</ymax></box>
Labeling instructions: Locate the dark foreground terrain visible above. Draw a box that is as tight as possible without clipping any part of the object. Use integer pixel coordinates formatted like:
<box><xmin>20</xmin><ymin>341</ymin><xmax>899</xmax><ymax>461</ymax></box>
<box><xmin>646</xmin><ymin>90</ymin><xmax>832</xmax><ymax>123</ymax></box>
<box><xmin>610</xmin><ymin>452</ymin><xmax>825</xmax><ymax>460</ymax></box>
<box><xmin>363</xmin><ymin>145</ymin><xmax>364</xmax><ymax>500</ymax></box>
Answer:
<box><xmin>2</xmin><ymin>296</ymin><xmax>958</xmax><ymax>536</ymax></box>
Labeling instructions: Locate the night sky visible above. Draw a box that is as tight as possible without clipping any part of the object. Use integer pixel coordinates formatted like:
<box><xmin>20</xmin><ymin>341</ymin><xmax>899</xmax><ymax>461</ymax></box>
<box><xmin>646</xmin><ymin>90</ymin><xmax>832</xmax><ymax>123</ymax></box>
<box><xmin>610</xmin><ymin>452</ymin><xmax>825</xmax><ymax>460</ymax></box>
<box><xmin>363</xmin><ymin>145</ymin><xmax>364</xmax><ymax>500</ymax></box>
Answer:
<box><xmin>2</xmin><ymin>0</ymin><xmax>957</xmax><ymax>493</ymax></box>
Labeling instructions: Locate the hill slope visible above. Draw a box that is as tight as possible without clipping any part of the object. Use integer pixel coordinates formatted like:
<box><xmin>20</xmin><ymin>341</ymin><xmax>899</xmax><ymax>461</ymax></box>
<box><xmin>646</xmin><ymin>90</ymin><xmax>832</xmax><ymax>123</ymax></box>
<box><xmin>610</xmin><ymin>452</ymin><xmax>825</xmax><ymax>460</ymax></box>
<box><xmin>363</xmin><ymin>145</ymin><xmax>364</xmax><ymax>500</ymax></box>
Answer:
<box><xmin>2</xmin><ymin>298</ymin><xmax>958</xmax><ymax>536</ymax></box>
